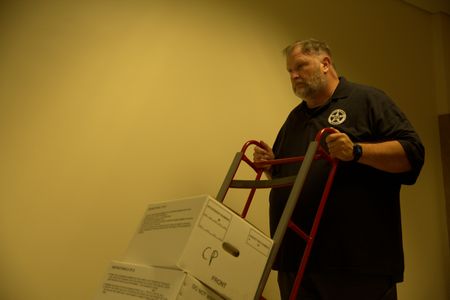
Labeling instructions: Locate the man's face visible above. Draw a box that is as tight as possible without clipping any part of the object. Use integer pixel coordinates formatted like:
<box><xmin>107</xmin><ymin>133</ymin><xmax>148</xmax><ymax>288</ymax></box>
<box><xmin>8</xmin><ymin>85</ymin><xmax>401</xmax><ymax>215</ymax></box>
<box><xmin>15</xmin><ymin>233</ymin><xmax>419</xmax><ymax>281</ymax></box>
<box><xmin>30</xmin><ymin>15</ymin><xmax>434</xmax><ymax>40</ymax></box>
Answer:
<box><xmin>286</xmin><ymin>47</ymin><xmax>327</xmax><ymax>100</ymax></box>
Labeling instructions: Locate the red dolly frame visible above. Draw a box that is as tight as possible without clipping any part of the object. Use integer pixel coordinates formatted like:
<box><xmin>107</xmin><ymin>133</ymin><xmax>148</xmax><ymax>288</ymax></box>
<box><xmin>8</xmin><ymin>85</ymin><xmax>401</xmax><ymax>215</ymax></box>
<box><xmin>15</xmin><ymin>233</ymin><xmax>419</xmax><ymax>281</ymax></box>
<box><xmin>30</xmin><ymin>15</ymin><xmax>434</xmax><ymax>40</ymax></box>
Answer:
<box><xmin>216</xmin><ymin>128</ymin><xmax>339</xmax><ymax>300</ymax></box>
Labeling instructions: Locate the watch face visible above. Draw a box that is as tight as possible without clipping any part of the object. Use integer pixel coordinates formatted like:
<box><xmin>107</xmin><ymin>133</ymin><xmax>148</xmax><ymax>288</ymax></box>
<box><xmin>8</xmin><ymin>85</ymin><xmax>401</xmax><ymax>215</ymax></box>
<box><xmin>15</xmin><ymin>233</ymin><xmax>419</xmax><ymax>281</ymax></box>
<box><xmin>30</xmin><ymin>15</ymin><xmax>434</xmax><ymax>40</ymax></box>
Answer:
<box><xmin>353</xmin><ymin>144</ymin><xmax>362</xmax><ymax>162</ymax></box>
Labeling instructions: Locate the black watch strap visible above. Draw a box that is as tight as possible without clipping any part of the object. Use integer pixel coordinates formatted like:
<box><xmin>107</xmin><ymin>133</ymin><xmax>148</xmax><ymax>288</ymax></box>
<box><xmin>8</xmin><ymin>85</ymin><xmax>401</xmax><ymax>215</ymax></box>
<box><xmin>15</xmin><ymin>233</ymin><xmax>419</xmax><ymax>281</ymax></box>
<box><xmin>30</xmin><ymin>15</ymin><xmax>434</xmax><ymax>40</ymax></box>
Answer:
<box><xmin>352</xmin><ymin>143</ymin><xmax>363</xmax><ymax>162</ymax></box>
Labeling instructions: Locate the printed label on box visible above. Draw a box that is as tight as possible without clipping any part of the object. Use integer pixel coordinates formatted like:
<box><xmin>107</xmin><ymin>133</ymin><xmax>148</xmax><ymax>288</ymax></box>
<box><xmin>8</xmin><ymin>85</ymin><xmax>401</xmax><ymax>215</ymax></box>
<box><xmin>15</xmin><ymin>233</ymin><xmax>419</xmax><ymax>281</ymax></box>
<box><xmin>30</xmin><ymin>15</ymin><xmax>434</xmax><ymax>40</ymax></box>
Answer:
<box><xmin>139</xmin><ymin>206</ymin><xmax>195</xmax><ymax>233</ymax></box>
<box><xmin>96</xmin><ymin>262</ymin><xmax>183</xmax><ymax>300</ymax></box>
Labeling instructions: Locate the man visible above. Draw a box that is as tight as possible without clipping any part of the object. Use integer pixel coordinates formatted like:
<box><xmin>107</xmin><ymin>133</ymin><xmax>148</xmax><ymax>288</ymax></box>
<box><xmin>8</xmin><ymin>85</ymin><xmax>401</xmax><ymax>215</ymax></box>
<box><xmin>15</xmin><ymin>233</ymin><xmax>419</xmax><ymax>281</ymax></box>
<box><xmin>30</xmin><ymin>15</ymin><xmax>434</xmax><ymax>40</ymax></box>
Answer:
<box><xmin>253</xmin><ymin>39</ymin><xmax>424</xmax><ymax>300</ymax></box>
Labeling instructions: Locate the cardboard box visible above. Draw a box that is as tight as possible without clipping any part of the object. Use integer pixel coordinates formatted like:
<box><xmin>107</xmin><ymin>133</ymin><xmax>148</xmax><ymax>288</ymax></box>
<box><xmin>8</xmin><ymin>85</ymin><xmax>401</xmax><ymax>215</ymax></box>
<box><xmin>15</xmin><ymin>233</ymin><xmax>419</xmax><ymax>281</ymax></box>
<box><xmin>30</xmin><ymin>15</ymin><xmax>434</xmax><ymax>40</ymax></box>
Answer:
<box><xmin>123</xmin><ymin>195</ymin><xmax>273</xmax><ymax>300</ymax></box>
<box><xmin>95</xmin><ymin>261</ymin><xmax>224</xmax><ymax>300</ymax></box>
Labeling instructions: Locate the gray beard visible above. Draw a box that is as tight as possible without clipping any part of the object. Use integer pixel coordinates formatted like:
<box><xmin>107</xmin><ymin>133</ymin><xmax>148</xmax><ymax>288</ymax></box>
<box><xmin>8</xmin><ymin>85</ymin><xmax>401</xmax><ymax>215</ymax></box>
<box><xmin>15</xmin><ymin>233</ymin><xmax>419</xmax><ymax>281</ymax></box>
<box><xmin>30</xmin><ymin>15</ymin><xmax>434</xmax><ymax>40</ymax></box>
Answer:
<box><xmin>295</xmin><ymin>73</ymin><xmax>327</xmax><ymax>100</ymax></box>
<box><xmin>296</xmin><ymin>86</ymin><xmax>318</xmax><ymax>100</ymax></box>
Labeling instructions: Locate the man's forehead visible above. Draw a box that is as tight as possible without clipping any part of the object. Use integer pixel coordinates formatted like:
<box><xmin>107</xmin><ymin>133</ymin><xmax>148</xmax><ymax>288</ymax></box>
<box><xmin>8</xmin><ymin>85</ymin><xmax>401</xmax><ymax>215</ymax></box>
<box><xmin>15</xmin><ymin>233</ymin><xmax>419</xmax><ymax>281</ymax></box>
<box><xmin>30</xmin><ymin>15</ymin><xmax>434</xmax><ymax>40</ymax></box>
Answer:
<box><xmin>287</xmin><ymin>50</ymin><xmax>311</xmax><ymax>63</ymax></box>
<box><xmin>288</xmin><ymin>45</ymin><xmax>304</xmax><ymax>56</ymax></box>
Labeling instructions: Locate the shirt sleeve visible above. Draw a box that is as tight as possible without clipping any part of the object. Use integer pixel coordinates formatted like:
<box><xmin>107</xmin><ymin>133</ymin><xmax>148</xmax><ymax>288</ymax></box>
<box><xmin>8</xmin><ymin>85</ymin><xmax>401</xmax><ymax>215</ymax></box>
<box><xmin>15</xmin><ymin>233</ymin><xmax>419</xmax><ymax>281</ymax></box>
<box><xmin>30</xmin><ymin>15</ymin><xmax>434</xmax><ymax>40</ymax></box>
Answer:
<box><xmin>369</xmin><ymin>89</ymin><xmax>425</xmax><ymax>185</ymax></box>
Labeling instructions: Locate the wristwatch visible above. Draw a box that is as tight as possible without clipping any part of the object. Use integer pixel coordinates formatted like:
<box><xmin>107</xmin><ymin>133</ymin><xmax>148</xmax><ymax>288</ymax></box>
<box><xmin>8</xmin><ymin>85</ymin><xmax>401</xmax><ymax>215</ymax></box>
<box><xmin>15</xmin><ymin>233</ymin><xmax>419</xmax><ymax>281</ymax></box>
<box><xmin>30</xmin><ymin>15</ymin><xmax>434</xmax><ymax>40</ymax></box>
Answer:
<box><xmin>352</xmin><ymin>143</ymin><xmax>363</xmax><ymax>162</ymax></box>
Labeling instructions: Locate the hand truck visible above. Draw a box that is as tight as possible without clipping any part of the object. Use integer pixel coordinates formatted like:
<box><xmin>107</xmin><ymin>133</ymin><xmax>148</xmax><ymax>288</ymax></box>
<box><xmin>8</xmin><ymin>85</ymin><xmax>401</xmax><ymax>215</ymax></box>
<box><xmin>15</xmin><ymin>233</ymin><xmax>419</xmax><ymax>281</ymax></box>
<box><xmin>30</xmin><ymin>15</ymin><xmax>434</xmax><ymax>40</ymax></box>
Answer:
<box><xmin>215</xmin><ymin>128</ymin><xmax>339</xmax><ymax>300</ymax></box>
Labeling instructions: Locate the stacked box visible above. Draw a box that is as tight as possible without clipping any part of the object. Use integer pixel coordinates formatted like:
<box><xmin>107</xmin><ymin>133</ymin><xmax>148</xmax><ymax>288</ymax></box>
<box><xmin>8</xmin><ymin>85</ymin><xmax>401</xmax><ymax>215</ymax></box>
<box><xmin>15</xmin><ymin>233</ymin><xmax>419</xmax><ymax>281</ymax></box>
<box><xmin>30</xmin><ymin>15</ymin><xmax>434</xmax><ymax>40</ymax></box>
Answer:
<box><xmin>96</xmin><ymin>195</ymin><xmax>273</xmax><ymax>300</ymax></box>
<box><xmin>95</xmin><ymin>261</ymin><xmax>224</xmax><ymax>300</ymax></box>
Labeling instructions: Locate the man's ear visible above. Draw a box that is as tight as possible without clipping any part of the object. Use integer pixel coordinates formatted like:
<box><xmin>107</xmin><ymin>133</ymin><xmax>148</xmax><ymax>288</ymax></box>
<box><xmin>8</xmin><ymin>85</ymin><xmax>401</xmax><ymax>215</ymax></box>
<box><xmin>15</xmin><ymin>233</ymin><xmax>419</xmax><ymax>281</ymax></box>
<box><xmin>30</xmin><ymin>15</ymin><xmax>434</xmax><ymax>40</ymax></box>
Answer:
<box><xmin>321</xmin><ymin>56</ymin><xmax>332</xmax><ymax>73</ymax></box>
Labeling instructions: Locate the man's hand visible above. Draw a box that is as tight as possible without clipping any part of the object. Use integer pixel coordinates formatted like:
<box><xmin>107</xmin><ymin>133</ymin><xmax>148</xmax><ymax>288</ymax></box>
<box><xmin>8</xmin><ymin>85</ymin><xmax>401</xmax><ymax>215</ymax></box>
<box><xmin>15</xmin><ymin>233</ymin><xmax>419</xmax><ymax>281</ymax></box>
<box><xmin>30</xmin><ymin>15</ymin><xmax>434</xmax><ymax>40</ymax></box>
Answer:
<box><xmin>325</xmin><ymin>129</ymin><xmax>354</xmax><ymax>161</ymax></box>
<box><xmin>253</xmin><ymin>141</ymin><xmax>275</xmax><ymax>176</ymax></box>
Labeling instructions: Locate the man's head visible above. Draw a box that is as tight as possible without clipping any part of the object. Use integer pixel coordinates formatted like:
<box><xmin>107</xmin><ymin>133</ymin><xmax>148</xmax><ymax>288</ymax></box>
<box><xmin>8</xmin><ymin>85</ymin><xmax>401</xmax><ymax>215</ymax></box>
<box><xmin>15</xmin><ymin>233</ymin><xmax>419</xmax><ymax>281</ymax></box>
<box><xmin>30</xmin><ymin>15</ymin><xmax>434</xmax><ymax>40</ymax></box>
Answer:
<box><xmin>284</xmin><ymin>39</ymin><xmax>338</xmax><ymax>107</ymax></box>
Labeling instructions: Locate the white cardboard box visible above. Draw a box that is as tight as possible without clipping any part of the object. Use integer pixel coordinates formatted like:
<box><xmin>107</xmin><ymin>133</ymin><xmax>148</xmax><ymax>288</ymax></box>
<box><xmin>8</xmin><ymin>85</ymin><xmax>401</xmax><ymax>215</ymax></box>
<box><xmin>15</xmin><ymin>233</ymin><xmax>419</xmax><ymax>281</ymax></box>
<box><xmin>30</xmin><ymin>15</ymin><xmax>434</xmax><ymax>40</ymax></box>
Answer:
<box><xmin>95</xmin><ymin>261</ymin><xmax>224</xmax><ymax>300</ymax></box>
<box><xmin>123</xmin><ymin>195</ymin><xmax>273</xmax><ymax>300</ymax></box>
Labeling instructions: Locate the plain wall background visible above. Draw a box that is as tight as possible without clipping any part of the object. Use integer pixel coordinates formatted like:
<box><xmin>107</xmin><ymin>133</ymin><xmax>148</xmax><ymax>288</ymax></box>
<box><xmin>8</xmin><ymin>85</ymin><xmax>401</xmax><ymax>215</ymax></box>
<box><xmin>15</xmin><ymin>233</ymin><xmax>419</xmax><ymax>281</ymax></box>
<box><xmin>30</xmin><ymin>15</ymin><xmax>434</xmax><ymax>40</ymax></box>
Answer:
<box><xmin>0</xmin><ymin>0</ymin><xmax>449</xmax><ymax>299</ymax></box>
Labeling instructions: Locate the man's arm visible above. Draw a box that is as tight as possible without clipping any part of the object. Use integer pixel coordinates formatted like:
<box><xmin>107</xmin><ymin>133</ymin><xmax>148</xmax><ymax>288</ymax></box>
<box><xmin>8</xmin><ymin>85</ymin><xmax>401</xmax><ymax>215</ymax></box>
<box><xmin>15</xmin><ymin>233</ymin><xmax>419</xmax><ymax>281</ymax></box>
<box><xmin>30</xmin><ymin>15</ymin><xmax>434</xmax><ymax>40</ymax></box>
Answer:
<box><xmin>357</xmin><ymin>141</ymin><xmax>411</xmax><ymax>173</ymax></box>
<box><xmin>326</xmin><ymin>132</ymin><xmax>412</xmax><ymax>173</ymax></box>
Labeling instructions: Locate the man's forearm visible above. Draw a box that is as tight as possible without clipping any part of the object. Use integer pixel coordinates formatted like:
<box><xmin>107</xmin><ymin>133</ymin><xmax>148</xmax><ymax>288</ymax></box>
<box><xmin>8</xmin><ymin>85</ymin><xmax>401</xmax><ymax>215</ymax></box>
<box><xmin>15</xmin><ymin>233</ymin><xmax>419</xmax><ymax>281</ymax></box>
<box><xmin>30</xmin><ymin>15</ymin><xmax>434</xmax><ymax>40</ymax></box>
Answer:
<box><xmin>358</xmin><ymin>141</ymin><xmax>411</xmax><ymax>173</ymax></box>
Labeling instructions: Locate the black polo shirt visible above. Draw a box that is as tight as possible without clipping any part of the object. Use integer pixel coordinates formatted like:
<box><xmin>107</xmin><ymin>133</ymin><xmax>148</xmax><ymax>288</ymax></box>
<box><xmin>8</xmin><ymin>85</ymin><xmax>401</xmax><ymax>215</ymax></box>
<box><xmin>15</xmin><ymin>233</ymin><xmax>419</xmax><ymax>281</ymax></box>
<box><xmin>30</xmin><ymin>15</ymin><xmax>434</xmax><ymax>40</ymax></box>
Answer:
<box><xmin>269</xmin><ymin>77</ymin><xmax>424</xmax><ymax>282</ymax></box>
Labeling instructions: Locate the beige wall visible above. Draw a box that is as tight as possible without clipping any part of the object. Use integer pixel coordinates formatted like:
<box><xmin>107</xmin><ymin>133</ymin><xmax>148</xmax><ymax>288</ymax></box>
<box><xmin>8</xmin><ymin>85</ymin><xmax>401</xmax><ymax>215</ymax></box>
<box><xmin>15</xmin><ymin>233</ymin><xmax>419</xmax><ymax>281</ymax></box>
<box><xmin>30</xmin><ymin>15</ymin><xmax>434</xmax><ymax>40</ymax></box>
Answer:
<box><xmin>0</xmin><ymin>1</ymin><xmax>448</xmax><ymax>299</ymax></box>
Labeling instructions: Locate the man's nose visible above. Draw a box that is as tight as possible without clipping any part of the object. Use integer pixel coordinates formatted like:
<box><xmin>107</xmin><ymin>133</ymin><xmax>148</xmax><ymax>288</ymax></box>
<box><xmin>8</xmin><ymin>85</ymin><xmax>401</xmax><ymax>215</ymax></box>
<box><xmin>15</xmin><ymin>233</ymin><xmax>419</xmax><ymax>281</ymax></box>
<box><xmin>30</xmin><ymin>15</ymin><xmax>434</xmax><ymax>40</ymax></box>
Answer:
<box><xmin>290</xmin><ymin>71</ymin><xmax>300</xmax><ymax>80</ymax></box>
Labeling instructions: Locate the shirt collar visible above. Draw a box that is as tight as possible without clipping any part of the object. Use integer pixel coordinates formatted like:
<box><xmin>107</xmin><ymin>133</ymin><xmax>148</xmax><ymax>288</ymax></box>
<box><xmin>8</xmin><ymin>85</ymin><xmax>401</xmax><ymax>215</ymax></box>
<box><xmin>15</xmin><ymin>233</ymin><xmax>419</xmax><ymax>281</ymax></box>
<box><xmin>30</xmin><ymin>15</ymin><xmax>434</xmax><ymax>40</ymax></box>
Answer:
<box><xmin>330</xmin><ymin>76</ymin><xmax>351</xmax><ymax>100</ymax></box>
